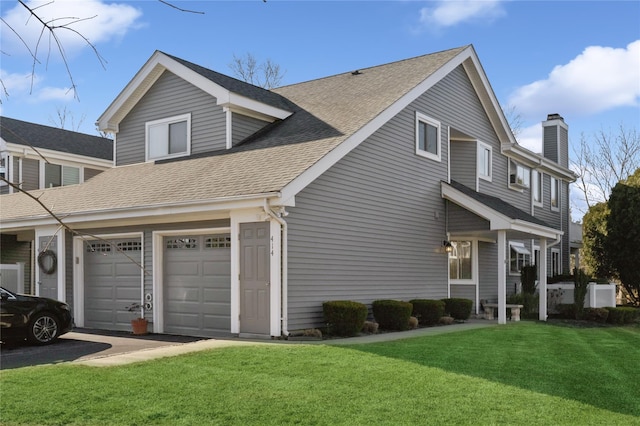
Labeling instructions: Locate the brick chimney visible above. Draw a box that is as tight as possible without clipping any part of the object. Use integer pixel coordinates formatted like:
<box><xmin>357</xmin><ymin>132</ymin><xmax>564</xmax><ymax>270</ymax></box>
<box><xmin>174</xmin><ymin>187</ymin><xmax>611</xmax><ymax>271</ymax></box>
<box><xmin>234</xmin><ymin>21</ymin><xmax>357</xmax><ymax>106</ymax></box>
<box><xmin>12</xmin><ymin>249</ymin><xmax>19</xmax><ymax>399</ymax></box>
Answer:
<box><xmin>542</xmin><ymin>113</ymin><xmax>569</xmax><ymax>168</ymax></box>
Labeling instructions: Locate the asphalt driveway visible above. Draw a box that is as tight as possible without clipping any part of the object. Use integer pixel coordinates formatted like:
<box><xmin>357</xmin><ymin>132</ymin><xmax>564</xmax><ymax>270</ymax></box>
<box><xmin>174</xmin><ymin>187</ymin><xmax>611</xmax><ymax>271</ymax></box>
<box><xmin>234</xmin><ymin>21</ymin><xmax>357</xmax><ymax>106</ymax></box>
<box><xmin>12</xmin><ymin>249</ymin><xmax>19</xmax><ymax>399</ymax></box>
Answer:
<box><xmin>0</xmin><ymin>328</ymin><xmax>203</xmax><ymax>370</ymax></box>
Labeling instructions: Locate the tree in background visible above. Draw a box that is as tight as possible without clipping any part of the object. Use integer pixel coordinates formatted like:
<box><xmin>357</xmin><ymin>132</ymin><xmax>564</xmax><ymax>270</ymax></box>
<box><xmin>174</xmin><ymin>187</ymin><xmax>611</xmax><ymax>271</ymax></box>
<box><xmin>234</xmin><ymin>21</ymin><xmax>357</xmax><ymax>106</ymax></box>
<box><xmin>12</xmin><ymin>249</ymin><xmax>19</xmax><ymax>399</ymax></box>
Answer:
<box><xmin>582</xmin><ymin>202</ymin><xmax>611</xmax><ymax>280</ymax></box>
<box><xmin>572</xmin><ymin>125</ymin><xmax>640</xmax><ymax>213</ymax></box>
<box><xmin>605</xmin><ymin>168</ymin><xmax>640</xmax><ymax>305</ymax></box>
<box><xmin>229</xmin><ymin>53</ymin><xmax>285</xmax><ymax>89</ymax></box>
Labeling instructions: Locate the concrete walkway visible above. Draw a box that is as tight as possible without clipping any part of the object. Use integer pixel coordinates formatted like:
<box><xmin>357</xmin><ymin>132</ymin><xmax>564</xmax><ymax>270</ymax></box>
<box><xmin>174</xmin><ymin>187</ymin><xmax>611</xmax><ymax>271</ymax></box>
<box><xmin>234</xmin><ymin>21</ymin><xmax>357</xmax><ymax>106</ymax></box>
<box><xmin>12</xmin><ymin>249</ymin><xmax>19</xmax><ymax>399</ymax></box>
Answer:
<box><xmin>74</xmin><ymin>320</ymin><xmax>497</xmax><ymax>367</ymax></box>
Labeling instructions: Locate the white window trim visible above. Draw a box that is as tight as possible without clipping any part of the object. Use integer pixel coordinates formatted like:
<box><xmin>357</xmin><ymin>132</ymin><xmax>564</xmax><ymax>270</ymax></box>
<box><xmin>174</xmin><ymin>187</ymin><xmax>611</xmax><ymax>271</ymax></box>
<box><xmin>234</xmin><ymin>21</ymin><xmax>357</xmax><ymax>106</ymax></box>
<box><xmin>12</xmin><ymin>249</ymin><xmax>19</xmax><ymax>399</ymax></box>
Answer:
<box><xmin>550</xmin><ymin>177</ymin><xmax>560</xmax><ymax>212</ymax></box>
<box><xmin>145</xmin><ymin>113</ymin><xmax>191</xmax><ymax>162</ymax></box>
<box><xmin>509</xmin><ymin>160</ymin><xmax>530</xmax><ymax>191</ymax></box>
<box><xmin>551</xmin><ymin>248</ymin><xmax>561</xmax><ymax>276</ymax></box>
<box><xmin>509</xmin><ymin>241</ymin><xmax>531</xmax><ymax>276</ymax></box>
<box><xmin>477</xmin><ymin>141</ymin><xmax>492</xmax><ymax>182</ymax></box>
<box><xmin>415</xmin><ymin>111</ymin><xmax>441</xmax><ymax>162</ymax></box>
<box><xmin>449</xmin><ymin>240</ymin><xmax>478</xmax><ymax>284</ymax></box>
<box><xmin>532</xmin><ymin>170</ymin><xmax>543</xmax><ymax>208</ymax></box>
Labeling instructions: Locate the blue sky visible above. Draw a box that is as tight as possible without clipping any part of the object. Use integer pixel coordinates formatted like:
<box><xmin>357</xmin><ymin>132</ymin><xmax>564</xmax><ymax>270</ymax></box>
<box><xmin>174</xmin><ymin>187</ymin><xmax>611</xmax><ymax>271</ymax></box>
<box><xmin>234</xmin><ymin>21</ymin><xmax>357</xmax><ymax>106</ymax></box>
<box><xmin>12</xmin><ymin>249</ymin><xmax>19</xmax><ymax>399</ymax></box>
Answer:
<box><xmin>1</xmin><ymin>0</ymin><xmax>639</xmax><ymax>219</ymax></box>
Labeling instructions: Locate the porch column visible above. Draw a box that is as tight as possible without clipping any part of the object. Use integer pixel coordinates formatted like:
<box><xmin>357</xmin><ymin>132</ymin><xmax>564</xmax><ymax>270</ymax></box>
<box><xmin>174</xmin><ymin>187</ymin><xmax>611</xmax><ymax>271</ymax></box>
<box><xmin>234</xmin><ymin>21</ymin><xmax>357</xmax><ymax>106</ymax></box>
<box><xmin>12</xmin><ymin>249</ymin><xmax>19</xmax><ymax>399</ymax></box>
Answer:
<box><xmin>497</xmin><ymin>230</ymin><xmax>507</xmax><ymax>324</ymax></box>
<box><xmin>539</xmin><ymin>238</ymin><xmax>548</xmax><ymax>321</ymax></box>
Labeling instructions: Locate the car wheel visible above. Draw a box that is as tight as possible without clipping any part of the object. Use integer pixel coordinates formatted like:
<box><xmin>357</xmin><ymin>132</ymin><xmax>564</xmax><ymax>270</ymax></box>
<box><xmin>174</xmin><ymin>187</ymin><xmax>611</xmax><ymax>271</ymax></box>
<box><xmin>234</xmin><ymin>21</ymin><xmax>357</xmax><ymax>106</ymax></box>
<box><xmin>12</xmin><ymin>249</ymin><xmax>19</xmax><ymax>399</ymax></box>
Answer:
<box><xmin>27</xmin><ymin>312</ymin><xmax>60</xmax><ymax>345</ymax></box>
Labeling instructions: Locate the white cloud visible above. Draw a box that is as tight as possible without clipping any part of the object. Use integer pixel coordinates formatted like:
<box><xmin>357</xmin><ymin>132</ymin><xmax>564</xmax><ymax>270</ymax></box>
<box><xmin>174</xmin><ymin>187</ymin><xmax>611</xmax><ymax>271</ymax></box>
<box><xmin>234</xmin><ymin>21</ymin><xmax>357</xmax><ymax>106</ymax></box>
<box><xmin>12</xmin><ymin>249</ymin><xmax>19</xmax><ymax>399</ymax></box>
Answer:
<box><xmin>516</xmin><ymin>123</ymin><xmax>543</xmax><ymax>154</ymax></box>
<box><xmin>0</xmin><ymin>70</ymin><xmax>39</xmax><ymax>97</ymax></box>
<box><xmin>36</xmin><ymin>86</ymin><xmax>77</xmax><ymax>102</ymax></box>
<box><xmin>1</xmin><ymin>0</ymin><xmax>143</xmax><ymax>57</ymax></box>
<box><xmin>508</xmin><ymin>41</ymin><xmax>640</xmax><ymax>119</ymax></box>
<box><xmin>418</xmin><ymin>0</ymin><xmax>506</xmax><ymax>28</ymax></box>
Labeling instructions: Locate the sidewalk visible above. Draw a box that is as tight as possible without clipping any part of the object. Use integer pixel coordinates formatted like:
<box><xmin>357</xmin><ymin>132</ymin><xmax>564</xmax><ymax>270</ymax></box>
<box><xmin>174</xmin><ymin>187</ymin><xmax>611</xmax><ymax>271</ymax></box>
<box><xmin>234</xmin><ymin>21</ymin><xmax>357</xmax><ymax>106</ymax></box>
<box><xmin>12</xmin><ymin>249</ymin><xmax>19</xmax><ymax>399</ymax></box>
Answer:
<box><xmin>74</xmin><ymin>319</ymin><xmax>497</xmax><ymax>367</ymax></box>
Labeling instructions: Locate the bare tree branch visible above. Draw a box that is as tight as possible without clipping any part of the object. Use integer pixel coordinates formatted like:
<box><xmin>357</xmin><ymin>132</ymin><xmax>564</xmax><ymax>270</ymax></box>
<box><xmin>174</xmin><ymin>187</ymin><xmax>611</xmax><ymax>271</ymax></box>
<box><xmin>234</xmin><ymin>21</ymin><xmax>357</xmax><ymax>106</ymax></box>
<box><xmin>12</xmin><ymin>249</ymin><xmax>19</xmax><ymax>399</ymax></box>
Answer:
<box><xmin>229</xmin><ymin>53</ymin><xmax>285</xmax><ymax>89</ymax></box>
<box><xmin>572</xmin><ymin>124</ymin><xmax>640</xmax><ymax>213</ymax></box>
<box><xmin>158</xmin><ymin>0</ymin><xmax>205</xmax><ymax>14</ymax></box>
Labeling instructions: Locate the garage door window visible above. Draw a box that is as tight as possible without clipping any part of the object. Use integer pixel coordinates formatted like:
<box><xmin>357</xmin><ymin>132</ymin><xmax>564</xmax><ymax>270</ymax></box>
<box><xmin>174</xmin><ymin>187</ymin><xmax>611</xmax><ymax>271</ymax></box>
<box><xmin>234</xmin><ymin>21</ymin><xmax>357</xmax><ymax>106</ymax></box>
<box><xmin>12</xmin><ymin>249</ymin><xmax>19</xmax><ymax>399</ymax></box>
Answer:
<box><xmin>166</xmin><ymin>238</ymin><xmax>198</xmax><ymax>249</ymax></box>
<box><xmin>206</xmin><ymin>235</ymin><xmax>231</xmax><ymax>248</ymax></box>
<box><xmin>117</xmin><ymin>241</ymin><xmax>142</xmax><ymax>251</ymax></box>
<box><xmin>87</xmin><ymin>242</ymin><xmax>111</xmax><ymax>253</ymax></box>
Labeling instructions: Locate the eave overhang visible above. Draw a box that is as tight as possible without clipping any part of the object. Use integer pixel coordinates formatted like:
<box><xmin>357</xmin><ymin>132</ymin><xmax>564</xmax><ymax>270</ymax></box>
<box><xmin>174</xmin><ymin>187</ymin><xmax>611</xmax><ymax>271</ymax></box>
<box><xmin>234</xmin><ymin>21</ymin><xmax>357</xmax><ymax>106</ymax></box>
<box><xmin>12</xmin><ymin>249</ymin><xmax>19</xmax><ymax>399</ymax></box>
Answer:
<box><xmin>441</xmin><ymin>181</ymin><xmax>563</xmax><ymax>240</ymax></box>
<box><xmin>96</xmin><ymin>51</ymin><xmax>292</xmax><ymax>133</ymax></box>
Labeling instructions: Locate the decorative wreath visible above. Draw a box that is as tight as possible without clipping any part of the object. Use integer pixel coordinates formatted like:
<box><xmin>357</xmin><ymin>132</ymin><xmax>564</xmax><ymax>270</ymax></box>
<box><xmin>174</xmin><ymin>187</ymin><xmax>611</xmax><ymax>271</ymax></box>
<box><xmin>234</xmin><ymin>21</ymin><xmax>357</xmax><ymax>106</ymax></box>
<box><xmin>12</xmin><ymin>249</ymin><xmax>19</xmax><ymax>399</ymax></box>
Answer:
<box><xmin>37</xmin><ymin>249</ymin><xmax>57</xmax><ymax>275</ymax></box>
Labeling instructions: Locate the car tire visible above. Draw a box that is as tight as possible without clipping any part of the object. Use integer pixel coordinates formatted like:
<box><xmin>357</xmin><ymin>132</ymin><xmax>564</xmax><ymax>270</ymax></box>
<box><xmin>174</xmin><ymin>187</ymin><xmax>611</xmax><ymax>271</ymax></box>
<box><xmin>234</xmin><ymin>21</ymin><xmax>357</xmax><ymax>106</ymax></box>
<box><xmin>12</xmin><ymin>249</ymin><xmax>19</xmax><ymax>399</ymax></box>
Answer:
<box><xmin>27</xmin><ymin>312</ymin><xmax>60</xmax><ymax>345</ymax></box>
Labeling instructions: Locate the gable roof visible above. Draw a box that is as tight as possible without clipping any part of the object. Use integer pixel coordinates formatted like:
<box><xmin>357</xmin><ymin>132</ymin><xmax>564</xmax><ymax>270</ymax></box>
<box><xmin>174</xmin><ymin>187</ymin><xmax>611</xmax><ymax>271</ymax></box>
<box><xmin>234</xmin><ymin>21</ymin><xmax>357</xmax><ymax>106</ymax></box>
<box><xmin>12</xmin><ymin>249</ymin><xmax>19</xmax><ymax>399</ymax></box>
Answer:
<box><xmin>1</xmin><ymin>45</ymin><xmax>538</xmax><ymax>228</ymax></box>
<box><xmin>0</xmin><ymin>116</ymin><xmax>113</xmax><ymax>160</ymax></box>
<box><xmin>442</xmin><ymin>180</ymin><xmax>562</xmax><ymax>239</ymax></box>
<box><xmin>97</xmin><ymin>51</ymin><xmax>294</xmax><ymax>132</ymax></box>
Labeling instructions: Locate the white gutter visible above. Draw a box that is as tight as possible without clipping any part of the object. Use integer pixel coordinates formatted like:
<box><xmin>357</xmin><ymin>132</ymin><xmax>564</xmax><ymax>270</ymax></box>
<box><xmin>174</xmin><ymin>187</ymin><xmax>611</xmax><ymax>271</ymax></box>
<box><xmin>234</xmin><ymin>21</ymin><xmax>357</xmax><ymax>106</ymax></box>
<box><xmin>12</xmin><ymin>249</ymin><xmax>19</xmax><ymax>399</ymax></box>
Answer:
<box><xmin>263</xmin><ymin>199</ymin><xmax>289</xmax><ymax>337</ymax></box>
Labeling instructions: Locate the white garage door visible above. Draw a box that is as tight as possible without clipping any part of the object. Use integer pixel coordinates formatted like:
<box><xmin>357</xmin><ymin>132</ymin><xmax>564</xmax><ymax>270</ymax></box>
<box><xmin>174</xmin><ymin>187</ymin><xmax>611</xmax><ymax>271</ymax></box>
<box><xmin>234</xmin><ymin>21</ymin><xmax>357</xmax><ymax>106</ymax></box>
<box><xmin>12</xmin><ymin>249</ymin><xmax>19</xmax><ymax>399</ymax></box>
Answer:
<box><xmin>84</xmin><ymin>238</ymin><xmax>142</xmax><ymax>331</ymax></box>
<box><xmin>163</xmin><ymin>234</ymin><xmax>231</xmax><ymax>337</ymax></box>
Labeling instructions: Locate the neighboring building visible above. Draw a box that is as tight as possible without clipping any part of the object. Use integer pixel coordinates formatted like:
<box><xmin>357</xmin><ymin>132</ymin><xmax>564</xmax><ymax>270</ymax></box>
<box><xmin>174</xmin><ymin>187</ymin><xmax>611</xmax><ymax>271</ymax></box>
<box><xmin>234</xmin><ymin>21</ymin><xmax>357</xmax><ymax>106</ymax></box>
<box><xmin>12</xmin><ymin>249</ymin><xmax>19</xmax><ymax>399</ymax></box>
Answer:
<box><xmin>0</xmin><ymin>117</ymin><xmax>113</xmax><ymax>294</ymax></box>
<box><xmin>0</xmin><ymin>46</ymin><xmax>576</xmax><ymax>338</ymax></box>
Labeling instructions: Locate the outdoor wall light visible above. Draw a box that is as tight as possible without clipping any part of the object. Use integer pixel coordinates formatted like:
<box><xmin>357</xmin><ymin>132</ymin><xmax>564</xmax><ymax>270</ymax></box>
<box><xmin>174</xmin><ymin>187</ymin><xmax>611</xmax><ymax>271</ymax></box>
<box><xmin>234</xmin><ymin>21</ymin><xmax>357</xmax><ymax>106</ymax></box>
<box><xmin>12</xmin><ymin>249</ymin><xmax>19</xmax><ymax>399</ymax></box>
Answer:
<box><xmin>443</xmin><ymin>240</ymin><xmax>453</xmax><ymax>253</ymax></box>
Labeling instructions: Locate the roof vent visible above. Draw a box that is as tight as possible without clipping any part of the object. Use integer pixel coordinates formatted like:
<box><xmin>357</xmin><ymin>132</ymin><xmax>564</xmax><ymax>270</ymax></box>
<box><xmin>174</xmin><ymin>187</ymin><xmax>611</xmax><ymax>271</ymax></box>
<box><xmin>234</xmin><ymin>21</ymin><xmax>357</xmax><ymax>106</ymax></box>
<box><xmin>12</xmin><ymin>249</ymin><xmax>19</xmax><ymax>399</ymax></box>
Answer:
<box><xmin>351</xmin><ymin>70</ymin><xmax>362</xmax><ymax>76</ymax></box>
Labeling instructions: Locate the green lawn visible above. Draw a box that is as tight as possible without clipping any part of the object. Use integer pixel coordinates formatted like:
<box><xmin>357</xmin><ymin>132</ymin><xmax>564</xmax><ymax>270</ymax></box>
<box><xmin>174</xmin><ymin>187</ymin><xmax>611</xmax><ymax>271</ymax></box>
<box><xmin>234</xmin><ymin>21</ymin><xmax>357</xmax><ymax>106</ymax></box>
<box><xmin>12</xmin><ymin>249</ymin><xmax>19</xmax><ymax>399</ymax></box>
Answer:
<box><xmin>1</xmin><ymin>322</ymin><xmax>639</xmax><ymax>425</ymax></box>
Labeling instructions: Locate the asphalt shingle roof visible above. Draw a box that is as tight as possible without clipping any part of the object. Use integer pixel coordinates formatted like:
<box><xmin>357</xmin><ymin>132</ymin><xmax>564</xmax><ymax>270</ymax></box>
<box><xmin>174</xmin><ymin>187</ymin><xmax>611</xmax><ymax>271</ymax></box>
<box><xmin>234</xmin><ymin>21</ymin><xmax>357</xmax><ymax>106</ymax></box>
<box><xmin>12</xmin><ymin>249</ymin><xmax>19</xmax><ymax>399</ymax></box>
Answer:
<box><xmin>0</xmin><ymin>116</ymin><xmax>113</xmax><ymax>160</ymax></box>
<box><xmin>448</xmin><ymin>180</ymin><xmax>553</xmax><ymax>228</ymax></box>
<box><xmin>0</xmin><ymin>47</ymin><xmax>467</xmax><ymax>223</ymax></box>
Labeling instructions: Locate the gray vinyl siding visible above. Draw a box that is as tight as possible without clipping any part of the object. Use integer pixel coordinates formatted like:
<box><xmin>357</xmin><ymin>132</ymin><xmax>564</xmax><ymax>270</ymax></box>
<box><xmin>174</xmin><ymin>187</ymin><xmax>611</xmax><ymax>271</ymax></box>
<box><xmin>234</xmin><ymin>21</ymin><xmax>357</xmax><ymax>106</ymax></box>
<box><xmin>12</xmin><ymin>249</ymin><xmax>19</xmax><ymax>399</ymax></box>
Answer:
<box><xmin>449</xmin><ymin>284</ymin><xmax>475</xmax><ymax>310</ymax></box>
<box><xmin>115</xmin><ymin>71</ymin><xmax>225</xmax><ymax>166</ymax></box>
<box><xmin>232</xmin><ymin>114</ymin><xmax>269</xmax><ymax>147</ymax></box>
<box><xmin>65</xmin><ymin>230</ymin><xmax>73</xmax><ymax>308</ymax></box>
<box><xmin>21</xmin><ymin>158</ymin><xmax>39</xmax><ymax>191</ymax></box>
<box><xmin>478</xmin><ymin>241</ymin><xmax>498</xmax><ymax>302</ymax></box>
<box><xmin>286</xmin><ymin>69</ymin><xmax>497</xmax><ymax>330</ymax></box>
<box><xmin>448</xmin><ymin>202</ymin><xmax>490</xmax><ymax>232</ymax></box>
<box><xmin>559</xmin><ymin>126</ymin><xmax>569</xmax><ymax>168</ymax></box>
<box><xmin>543</xmin><ymin>126</ymin><xmax>559</xmax><ymax>163</ymax></box>
<box><xmin>450</xmin><ymin>140</ymin><xmax>476</xmax><ymax>189</ymax></box>
<box><xmin>84</xmin><ymin>168</ymin><xmax>103</xmax><ymax>181</ymax></box>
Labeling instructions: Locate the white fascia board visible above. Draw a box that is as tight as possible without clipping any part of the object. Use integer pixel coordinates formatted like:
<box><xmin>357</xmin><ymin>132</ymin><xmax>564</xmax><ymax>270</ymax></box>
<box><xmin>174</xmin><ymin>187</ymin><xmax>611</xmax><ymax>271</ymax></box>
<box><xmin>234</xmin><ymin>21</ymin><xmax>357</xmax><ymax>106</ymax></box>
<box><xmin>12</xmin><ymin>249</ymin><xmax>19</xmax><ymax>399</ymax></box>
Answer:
<box><xmin>280</xmin><ymin>47</ymin><xmax>474</xmax><ymax>202</ymax></box>
<box><xmin>462</xmin><ymin>51</ymin><xmax>518</xmax><ymax>146</ymax></box>
<box><xmin>502</xmin><ymin>143</ymin><xmax>577</xmax><ymax>181</ymax></box>
<box><xmin>0</xmin><ymin>192</ymin><xmax>282</xmax><ymax>230</ymax></box>
<box><xmin>224</xmin><ymin>93</ymin><xmax>291</xmax><ymax>121</ymax></box>
<box><xmin>5</xmin><ymin>143</ymin><xmax>112</xmax><ymax>168</ymax></box>
<box><xmin>441</xmin><ymin>183</ymin><xmax>511</xmax><ymax>229</ymax></box>
<box><xmin>97</xmin><ymin>51</ymin><xmax>291</xmax><ymax>132</ymax></box>
<box><xmin>441</xmin><ymin>182</ymin><xmax>562</xmax><ymax>239</ymax></box>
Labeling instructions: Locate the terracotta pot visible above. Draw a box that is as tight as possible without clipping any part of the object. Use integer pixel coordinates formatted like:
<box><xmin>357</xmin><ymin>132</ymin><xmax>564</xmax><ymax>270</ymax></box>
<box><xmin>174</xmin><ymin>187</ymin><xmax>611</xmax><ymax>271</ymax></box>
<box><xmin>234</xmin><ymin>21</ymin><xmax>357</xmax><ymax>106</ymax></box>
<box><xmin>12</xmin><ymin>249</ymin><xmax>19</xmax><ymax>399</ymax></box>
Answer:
<box><xmin>131</xmin><ymin>318</ymin><xmax>148</xmax><ymax>335</ymax></box>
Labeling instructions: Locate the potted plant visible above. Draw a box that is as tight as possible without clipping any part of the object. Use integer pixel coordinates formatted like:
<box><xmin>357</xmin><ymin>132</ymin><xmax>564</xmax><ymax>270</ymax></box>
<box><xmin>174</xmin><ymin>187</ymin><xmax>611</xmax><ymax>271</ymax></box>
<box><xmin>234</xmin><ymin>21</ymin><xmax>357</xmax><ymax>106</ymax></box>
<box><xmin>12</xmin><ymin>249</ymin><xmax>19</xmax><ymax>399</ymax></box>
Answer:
<box><xmin>125</xmin><ymin>302</ymin><xmax>148</xmax><ymax>335</ymax></box>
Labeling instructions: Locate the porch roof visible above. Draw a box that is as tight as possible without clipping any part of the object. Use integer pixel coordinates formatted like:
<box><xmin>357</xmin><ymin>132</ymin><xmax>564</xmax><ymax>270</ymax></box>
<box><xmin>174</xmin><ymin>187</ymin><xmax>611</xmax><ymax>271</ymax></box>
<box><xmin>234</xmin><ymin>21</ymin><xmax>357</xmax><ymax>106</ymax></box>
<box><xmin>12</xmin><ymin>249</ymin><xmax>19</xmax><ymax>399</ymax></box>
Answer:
<box><xmin>441</xmin><ymin>180</ymin><xmax>562</xmax><ymax>240</ymax></box>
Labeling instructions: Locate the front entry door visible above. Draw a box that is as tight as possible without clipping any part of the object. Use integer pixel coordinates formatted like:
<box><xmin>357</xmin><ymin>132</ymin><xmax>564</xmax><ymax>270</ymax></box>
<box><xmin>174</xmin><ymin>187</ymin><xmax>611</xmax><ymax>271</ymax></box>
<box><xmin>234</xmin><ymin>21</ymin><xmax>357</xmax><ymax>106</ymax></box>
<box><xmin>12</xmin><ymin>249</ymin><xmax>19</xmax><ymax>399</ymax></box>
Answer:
<box><xmin>239</xmin><ymin>222</ymin><xmax>270</xmax><ymax>335</ymax></box>
<box><xmin>38</xmin><ymin>236</ymin><xmax>58</xmax><ymax>300</ymax></box>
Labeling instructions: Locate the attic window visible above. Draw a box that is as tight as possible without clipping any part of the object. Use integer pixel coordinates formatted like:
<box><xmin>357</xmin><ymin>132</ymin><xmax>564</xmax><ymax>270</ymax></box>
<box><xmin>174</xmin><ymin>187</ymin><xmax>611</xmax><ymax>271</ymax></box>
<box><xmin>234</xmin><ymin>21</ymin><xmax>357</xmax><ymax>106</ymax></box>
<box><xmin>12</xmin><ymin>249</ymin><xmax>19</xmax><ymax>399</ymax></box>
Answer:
<box><xmin>146</xmin><ymin>113</ymin><xmax>191</xmax><ymax>161</ymax></box>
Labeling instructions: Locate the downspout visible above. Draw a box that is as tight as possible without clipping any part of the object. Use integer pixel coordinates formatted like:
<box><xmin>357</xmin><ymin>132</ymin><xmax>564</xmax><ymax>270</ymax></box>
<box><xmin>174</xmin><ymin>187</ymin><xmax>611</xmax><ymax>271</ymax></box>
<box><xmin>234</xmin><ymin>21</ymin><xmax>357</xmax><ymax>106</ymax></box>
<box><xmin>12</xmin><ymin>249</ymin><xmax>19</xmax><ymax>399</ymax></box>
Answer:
<box><xmin>263</xmin><ymin>200</ymin><xmax>289</xmax><ymax>337</ymax></box>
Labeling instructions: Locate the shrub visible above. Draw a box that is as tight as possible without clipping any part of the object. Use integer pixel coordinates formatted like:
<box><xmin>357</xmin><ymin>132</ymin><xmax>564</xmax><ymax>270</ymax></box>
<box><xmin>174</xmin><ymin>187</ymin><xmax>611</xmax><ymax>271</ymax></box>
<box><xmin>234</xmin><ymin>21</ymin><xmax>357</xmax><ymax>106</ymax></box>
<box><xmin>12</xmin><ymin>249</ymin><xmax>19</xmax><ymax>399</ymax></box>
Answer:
<box><xmin>582</xmin><ymin>308</ymin><xmax>609</xmax><ymax>323</ymax></box>
<box><xmin>507</xmin><ymin>292</ymin><xmax>539</xmax><ymax>318</ymax></box>
<box><xmin>605</xmin><ymin>307</ymin><xmax>626</xmax><ymax>324</ymax></box>
<box><xmin>322</xmin><ymin>300</ymin><xmax>368</xmax><ymax>337</ymax></box>
<box><xmin>441</xmin><ymin>298</ymin><xmax>473</xmax><ymax>320</ymax></box>
<box><xmin>573</xmin><ymin>268</ymin><xmax>590</xmax><ymax>318</ymax></box>
<box><xmin>372</xmin><ymin>300</ymin><xmax>413</xmax><ymax>331</ymax></box>
<box><xmin>555</xmin><ymin>303</ymin><xmax>578</xmax><ymax>319</ymax></box>
<box><xmin>620</xmin><ymin>307</ymin><xmax>639</xmax><ymax>324</ymax></box>
<box><xmin>409</xmin><ymin>299</ymin><xmax>445</xmax><ymax>326</ymax></box>
<box><xmin>521</xmin><ymin>265</ymin><xmax>537</xmax><ymax>295</ymax></box>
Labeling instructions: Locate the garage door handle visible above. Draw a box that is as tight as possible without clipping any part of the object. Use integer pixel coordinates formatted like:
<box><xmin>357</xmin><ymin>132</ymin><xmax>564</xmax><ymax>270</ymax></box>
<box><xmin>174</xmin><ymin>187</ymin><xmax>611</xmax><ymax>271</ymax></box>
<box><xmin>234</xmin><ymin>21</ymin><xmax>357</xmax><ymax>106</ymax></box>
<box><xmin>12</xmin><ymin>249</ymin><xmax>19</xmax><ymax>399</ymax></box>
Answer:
<box><xmin>266</xmin><ymin>282</ymin><xmax>270</xmax><ymax>287</ymax></box>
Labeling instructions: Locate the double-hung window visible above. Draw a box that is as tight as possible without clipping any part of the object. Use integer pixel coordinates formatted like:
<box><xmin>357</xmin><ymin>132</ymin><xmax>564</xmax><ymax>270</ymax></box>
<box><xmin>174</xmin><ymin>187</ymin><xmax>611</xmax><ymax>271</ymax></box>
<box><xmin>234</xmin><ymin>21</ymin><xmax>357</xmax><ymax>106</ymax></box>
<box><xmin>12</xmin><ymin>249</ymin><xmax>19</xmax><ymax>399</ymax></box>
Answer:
<box><xmin>415</xmin><ymin>112</ymin><xmax>441</xmax><ymax>162</ymax></box>
<box><xmin>532</xmin><ymin>170</ymin><xmax>543</xmax><ymax>206</ymax></box>
<box><xmin>550</xmin><ymin>177</ymin><xmax>560</xmax><ymax>211</ymax></box>
<box><xmin>509</xmin><ymin>242</ymin><xmax>531</xmax><ymax>275</ymax></box>
<box><xmin>146</xmin><ymin>113</ymin><xmax>191</xmax><ymax>161</ymax></box>
<box><xmin>478</xmin><ymin>142</ymin><xmax>492</xmax><ymax>181</ymax></box>
<box><xmin>449</xmin><ymin>241</ymin><xmax>472</xmax><ymax>280</ymax></box>
<box><xmin>509</xmin><ymin>160</ymin><xmax>530</xmax><ymax>189</ymax></box>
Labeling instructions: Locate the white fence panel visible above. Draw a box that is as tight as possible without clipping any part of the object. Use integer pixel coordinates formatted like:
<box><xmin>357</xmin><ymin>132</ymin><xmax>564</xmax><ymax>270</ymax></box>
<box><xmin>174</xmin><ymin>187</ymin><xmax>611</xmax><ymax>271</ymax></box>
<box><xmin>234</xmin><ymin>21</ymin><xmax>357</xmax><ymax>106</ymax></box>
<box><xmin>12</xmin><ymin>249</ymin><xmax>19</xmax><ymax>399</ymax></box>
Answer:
<box><xmin>0</xmin><ymin>262</ymin><xmax>25</xmax><ymax>293</ymax></box>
